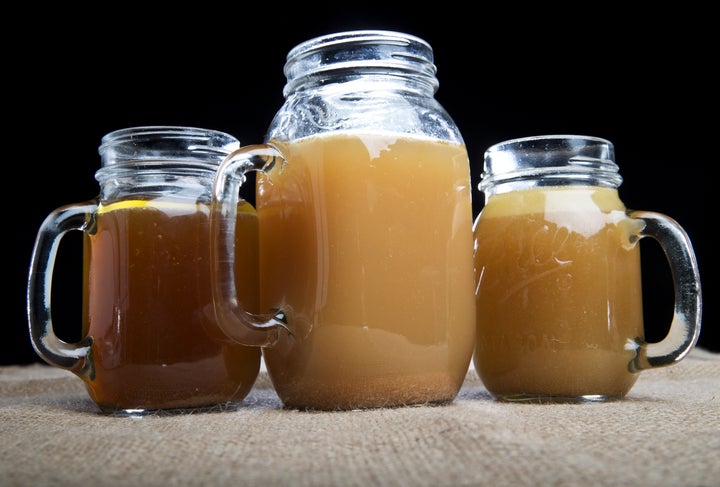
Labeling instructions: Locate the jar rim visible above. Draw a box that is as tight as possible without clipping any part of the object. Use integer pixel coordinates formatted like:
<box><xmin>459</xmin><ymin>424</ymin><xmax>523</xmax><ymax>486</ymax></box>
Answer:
<box><xmin>97</xmin><ymin>125</ymin><xmax>241</xmax><ymax>168</ymax></box>
<box><xmin>282</xmin><ymin>30</ymin><xmax>438</xmax><ymax>96</ymax></box>
<box><xmin>286</xmin><ymin>30</ymin><xmax>432</xmax><ymax>61</ymax></box>
<box><xmin>479</xmin><ymin>134</ymin><xmax>622</xmax><ymax>192</ymax></box>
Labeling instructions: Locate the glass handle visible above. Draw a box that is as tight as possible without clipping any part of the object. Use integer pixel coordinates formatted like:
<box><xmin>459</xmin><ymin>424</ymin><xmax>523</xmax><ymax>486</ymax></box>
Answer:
<box><xmin>27</xmin><ymin>202</ymin><xmax>96</xmax><ymax>371</ymax></box>
<box><xmin>211</xmin><ymin>144</ymin><xmax>290</xmax><ymax>347</ymax></box>
<box><xmin>629</xmin><ymin>210</ymin><xmax>702</xmax><ymax>372</ymax></box>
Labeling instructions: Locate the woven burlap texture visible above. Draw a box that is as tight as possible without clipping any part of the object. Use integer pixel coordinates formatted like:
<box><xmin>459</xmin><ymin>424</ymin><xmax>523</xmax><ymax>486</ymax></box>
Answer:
<box><xmin>1</xmin><ymin>348</ymin><xmax>718</xmax><ymax>487</ymax></box>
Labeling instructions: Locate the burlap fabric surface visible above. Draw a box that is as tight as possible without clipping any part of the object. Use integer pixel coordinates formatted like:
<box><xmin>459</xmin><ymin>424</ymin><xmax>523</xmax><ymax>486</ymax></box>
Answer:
<box><xmin>1</xmin><ymin>349</ymin><xmax>718</xmax><ymax>487</ymax></box>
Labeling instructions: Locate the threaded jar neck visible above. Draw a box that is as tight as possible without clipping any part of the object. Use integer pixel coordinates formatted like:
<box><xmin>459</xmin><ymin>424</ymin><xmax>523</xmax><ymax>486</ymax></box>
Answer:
<box><xmin>478</xmin><ymin>135</ymin><xmax>623</xmax><ymax>196</ymax></box>
<box><xmin>96</xmin><ymin>126</ymin><xmax>240</xmax><ymax>182</ymax></box>
<box><xmin>93</xmin><ymin>126</ymin><xmax>240</xmax><ymax>201</ymax></box>
<box><xmin>282</xmin><ymin>30</ymin><xmax>439</xmax><ymax>97</ymax></box>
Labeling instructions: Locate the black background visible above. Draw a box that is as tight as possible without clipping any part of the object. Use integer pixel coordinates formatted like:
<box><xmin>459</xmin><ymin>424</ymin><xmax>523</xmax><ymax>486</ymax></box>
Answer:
<box><xmin>8</xmin><ymin>3</ymin><xmax>712</xmax><ymax>365</ymax></box>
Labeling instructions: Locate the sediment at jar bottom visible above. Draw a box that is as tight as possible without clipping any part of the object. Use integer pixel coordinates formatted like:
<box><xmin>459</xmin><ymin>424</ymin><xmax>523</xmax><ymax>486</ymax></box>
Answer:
<box><xmin>269</xmin><ymin>370</ymin><xmax>466</xmax><ymax>411</ymax></box>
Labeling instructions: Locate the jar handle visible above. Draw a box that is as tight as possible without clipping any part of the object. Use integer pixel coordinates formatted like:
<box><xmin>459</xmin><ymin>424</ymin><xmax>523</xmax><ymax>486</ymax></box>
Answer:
<box><xmin>27</xmin><ymin>202</ymin><xmax>96</xmax><ymax>372</ymax></box>
<box><xmin>628</xmin><ymin>210</ymin><xmax>702</xmax><ymax>372</ymax></box>
<box><xmin>212</xmin><ymin>144</ymin><xmax>289</xmax><ymax>347</ymax></box>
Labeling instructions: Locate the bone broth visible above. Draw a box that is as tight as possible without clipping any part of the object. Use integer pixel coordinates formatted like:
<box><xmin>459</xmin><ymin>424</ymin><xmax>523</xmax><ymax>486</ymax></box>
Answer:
<box><xmin>472</xmin><ymin>187</ymin><xmax>644</xmax><ymax>399</ymax></box>
<box><xmin>257</xmin><ymin>133</ymin><xmax>476</xmax><ymax>410</ymax></box>
<box><xmin>83</xmin><ymin>200</ymin><xmax>261</xmax><ymax>411</ymax></box>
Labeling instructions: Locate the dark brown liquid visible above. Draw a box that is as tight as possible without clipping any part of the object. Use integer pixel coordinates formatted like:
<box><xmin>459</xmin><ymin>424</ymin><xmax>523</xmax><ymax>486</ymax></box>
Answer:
<box><xmin>82</xmin><ymin>200</ymin><xmax>261</xmax><ymax>412</ymax></box>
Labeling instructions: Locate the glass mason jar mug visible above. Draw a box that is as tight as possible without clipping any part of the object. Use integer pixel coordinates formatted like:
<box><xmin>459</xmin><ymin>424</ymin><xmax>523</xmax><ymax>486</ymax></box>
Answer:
<box><xmin>472</xmin><ymin>134</ymin><xmax>702</xmax><ymax>402</ymax></box>
<box><xmin>27</xmin><ymin>126</ymin><xmax>262</xmax><ymax>414</ymax></box>
<box><xmin>212</xmin><ymin>30</ymin><xmax>477</xmax><ymax>410</ymax></box>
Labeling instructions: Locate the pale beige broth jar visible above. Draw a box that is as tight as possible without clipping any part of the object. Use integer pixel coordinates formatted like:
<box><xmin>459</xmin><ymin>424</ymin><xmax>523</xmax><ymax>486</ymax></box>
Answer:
<box><xmin>211</xmin><ymin>30</ymin><xmax>476</xmax><ymax>410</ymax></box>
<box><xmin>472</xmin><ymin>134</ymin><xmax>702</xmax><ymax>403</ymax></box>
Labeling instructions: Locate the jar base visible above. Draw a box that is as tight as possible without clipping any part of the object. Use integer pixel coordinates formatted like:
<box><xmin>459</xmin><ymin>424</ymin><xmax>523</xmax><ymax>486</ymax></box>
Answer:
<box><xmin>491</xmin><ymin>393</ymin><xmax>624</xmax><ymax>404</ymax></box>
<box><xmin>96</xmin><ymin>401</ymin><xmax>245</xmax><ymax>417</ymax></box>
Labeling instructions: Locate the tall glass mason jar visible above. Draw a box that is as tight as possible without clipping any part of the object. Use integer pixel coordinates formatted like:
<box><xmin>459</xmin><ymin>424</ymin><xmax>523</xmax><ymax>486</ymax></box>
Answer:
<box><xmin>212</xmin><ymin>31</ymin><xmax>476</xmax><ymax>410</ymax></box>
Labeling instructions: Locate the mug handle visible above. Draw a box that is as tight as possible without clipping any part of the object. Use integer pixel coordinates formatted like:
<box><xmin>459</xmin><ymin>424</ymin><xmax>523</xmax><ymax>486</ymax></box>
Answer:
<box><xmin>27</xmin><ymin>201</ymin><xmax>96</xmax><ymax>373</ymax></box>
<box><xmin>211</xmin><ymin>144</ymin><xmax>290</xmax><ymax>347</ymax></box>
<box><xmin>629</xmin><ymin>210</ymin><xmax>702</xmax><ymax>372</ymax></box>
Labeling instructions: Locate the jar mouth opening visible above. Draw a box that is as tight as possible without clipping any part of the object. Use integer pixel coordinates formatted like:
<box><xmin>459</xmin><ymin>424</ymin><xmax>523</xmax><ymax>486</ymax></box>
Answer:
<box><xmin>98</xmin><ymin>126</ymin><xmax>240</xmax><ymax>166</ymax></box>
<box><xmin>479</xmin><ymin>134</ymin><xmax>622</xmax><ymax>191</ymax></box>
<box><xmin>282</xmin><ymin>30</ymin><xmax>438</xmax><ymax>96</ymax></box>
<box><xmin>286</xmin><ymin>30</ymin><xmax>433</xmax><ymax>61</ymax></box>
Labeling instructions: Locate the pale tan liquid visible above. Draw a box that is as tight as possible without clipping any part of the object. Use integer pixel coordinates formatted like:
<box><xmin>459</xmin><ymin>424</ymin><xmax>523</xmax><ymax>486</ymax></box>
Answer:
<box><xmin>257</xmin><ymin>133</ymin><xmax>476</xmax><ymax>410</ymax></box>
<box><xmin>473</xmin><ymin>187</ymin><xmax>644</xmax><ymax>400</ymax></box>
<box><xmin>82</xmin><ymin>200</ymin><xmax>261</xmax><ymax>412</ymax></box>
